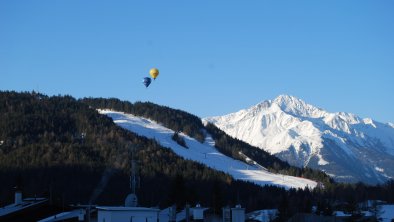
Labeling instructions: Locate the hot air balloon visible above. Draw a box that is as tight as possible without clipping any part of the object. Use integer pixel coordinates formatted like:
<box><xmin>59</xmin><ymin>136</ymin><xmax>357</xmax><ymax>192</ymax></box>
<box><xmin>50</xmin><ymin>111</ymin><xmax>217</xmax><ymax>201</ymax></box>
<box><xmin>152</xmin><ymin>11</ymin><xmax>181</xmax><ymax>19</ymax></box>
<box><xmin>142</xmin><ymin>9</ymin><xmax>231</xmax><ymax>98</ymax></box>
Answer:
<box><xmin>142</xmin><ymin>77</ymin><xmax>152</xmax><ymax>88</ymax></box>
<box><xmin>149</xmin><ymin>68</ymin><xmax>159</xmax><ymax>80</ymax></box>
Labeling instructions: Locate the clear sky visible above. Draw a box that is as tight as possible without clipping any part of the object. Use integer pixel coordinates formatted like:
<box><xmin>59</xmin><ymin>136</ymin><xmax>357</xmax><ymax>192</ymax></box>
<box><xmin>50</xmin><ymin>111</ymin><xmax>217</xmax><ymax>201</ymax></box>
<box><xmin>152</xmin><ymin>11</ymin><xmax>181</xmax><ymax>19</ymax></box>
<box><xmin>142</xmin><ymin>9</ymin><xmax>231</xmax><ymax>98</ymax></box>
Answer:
<box><xmin>1</xmin><ymin>1</ymin><xmax>393</xmax><ymax>123</ymax></box>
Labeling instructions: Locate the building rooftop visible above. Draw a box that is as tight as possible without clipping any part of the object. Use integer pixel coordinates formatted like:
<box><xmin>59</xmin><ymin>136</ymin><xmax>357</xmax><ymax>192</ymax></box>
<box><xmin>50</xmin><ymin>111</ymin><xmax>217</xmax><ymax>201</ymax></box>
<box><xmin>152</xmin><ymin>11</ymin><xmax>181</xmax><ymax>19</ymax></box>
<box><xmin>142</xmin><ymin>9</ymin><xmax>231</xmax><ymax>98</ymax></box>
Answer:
<box><xmin>96</xmin><ymin>206</ymin><xmax>160</xmax><ymax>212</ymax></box>
<box><xmin>0</xmin><ymin>197</ymin><xmax>47</xmax><ymax>217</ymax></box>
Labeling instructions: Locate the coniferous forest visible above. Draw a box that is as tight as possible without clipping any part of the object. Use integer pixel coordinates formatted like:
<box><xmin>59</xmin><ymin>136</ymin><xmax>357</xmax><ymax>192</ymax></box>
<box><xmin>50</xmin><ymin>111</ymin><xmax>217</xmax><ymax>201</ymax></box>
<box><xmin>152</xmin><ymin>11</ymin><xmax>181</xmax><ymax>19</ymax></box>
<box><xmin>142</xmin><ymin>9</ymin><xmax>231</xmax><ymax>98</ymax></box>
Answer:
<box><xmin>1</xmin><ymin>91</ymin><xmax>394</xmax><ymax>221</ymax></box>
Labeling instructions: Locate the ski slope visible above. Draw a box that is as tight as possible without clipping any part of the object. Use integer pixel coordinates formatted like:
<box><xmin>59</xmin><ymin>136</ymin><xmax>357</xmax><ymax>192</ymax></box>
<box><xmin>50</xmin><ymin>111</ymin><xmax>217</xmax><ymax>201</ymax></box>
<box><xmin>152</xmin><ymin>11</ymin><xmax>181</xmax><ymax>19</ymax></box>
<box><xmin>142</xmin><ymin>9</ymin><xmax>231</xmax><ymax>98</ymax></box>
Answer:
<box><xmin>99</xmin><ymin>110</ymin><xmax>317</xmax><ymax>190</ymax></box>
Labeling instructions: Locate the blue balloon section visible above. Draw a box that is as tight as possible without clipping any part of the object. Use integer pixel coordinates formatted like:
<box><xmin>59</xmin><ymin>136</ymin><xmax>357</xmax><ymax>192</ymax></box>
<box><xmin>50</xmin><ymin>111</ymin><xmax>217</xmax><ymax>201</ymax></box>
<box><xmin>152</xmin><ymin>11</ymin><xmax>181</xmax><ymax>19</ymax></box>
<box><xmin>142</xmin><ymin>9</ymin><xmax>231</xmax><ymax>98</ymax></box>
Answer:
<box><xmin>142</xmin><ymin>77</ymin><xmax>152</xmax><ymax>88</ymax></box>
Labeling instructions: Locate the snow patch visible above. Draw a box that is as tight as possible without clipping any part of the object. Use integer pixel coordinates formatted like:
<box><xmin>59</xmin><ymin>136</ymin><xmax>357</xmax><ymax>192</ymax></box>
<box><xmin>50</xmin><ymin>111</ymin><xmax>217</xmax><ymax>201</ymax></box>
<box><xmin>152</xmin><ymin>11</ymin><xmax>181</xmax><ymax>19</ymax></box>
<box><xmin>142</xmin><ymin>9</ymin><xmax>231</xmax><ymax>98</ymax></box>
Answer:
<box><xmin>317</xmin><ymin>153</ymin><xmax>329</xmax><ymax>166</ymax></box>
<box><xmin>375</xmin><ymin>167</ymin><xmax>384</xmax><ymax>173</ymax></box>
<box><xmin>381</xmin><ymin>205</ymin><xmax>394</xmax><ymax>222</ymax></box>
<box><xmin>246</xmin><ymin>209</ymin><xmax>278</xmax><ymax>222</ymax></box>
<box><xmin>363</xmin><ymin>118</ymin><xmax>377</xmax><ymax>128</ymax></box>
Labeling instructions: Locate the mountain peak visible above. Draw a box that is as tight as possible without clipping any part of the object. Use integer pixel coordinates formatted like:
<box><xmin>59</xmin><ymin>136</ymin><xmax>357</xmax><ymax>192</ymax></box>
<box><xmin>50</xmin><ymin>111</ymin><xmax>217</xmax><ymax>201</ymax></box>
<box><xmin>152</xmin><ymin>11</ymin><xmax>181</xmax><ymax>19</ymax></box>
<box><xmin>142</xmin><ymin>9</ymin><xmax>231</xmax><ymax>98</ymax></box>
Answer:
<box><xmin>271</xmin><ymin>95</ymin><xmax>326</xmax><ymax>118</ymax></box>
<box><xmin>204</xmin><ymin>95</ymin><xmax>394</xmax><ymax>184</ymax></box>
<box><xmin>273</xmin><ymin>94</ymin><xmax>306</xmax><ymax>109</ymax></box>
<box><xmin>274</xmin><ymin>94</ymin><xmax>301</xmax><ymax>103</ymax></box>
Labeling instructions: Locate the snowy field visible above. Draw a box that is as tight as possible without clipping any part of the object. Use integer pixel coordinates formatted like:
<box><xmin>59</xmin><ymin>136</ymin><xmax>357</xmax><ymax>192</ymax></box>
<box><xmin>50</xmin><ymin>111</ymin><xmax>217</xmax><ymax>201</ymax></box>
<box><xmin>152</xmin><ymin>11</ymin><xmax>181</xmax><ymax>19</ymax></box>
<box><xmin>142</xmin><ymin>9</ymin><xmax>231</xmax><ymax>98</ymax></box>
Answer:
<box><xmin>246</xmin><ymin>209</ymin><xmax>278</xmax><ymax>222</ymax></box>
<box><xmin>381</xmin><ymin>205</ymin><xmax>394</xmax><ymax>222</ymax></box>
<box><xmin>100</xmin><ymin>110</ymin><xmax>317</xmax><ymax>190</ymax></box>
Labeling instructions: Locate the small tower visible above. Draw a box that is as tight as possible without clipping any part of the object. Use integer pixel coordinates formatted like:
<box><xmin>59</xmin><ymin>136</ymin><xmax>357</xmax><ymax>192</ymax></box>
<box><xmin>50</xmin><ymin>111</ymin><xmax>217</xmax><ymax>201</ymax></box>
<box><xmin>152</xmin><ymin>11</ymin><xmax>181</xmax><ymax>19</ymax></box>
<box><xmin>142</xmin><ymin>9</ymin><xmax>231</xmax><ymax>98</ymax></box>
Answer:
<box><xmin>125</xmin><ymin>148</ymin><xmax>138</xmax><ymax>207</ymax></box>
<box><xmin>14</xmin><ymin>180</ymin><xmax>23</xmax><ymax>205</ymax></box>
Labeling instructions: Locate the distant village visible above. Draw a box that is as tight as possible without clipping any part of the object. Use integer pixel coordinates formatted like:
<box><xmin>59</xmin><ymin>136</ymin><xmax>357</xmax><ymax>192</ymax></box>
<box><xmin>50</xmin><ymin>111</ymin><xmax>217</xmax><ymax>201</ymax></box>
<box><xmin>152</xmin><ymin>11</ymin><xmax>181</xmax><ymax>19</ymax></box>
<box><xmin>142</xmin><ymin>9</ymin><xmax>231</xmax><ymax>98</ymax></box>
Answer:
<box><xmin>1</xmin><ymin>188</ymin><xmax>394</xmax><ymax>222</ymax></box>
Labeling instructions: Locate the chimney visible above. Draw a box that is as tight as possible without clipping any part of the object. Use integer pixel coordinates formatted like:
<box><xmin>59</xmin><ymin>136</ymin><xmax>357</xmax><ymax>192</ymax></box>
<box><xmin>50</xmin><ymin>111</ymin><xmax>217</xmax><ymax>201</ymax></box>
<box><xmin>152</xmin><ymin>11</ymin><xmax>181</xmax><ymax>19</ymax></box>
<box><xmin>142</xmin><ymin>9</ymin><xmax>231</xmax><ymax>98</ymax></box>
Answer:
<box><xmin>78</xmin><ymin>209</ymin><xmax>85</xmax><ymax>221</ymax></box>
<box><xmin>192</xmin><ymin>204</ymin><xmax>204</xmax><ymax>221</ymax></box>
<box><xmin>185</xmin><ymin>204</ymin><xmax>190</xmax><ymax>222</ymax></box>
<box><xmin>169</xmin><ymin>205</ymin><xmax>176</xmax><ymax>222</ymax></box>
<box><xmin>222</xmin><ymin>207</ymin><xmax>231</xmax><ymax>222</ymax></box>
<box><xmin>15</xmin><ymin>191</ymin><xmax>22</xmax><ymax>205</ymax></box>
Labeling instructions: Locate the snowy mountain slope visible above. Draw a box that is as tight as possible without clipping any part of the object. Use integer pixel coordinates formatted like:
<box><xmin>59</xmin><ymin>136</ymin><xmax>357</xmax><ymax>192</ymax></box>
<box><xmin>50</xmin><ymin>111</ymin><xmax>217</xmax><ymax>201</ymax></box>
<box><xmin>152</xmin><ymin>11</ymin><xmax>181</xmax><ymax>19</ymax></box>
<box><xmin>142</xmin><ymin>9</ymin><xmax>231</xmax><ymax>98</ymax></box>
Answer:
<box><xmin>204</xmin><ymin>95</ymin><xmax>394</xmax><ymax>184</ymax></box>
<box><xmin>99</xmin><ymin>110</ymin><xmax>317</xmax><ymax>190</ymax></box>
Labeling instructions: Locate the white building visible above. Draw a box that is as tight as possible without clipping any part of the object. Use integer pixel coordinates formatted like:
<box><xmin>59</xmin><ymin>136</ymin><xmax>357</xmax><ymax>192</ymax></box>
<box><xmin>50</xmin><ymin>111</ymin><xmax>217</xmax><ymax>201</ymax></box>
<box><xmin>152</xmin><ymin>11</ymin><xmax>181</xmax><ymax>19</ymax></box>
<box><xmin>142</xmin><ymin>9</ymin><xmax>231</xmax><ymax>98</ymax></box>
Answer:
<box><xmin>97</xmin><ymin>206</ymin><xmax>159</xmax><ymax>222</ymax></box>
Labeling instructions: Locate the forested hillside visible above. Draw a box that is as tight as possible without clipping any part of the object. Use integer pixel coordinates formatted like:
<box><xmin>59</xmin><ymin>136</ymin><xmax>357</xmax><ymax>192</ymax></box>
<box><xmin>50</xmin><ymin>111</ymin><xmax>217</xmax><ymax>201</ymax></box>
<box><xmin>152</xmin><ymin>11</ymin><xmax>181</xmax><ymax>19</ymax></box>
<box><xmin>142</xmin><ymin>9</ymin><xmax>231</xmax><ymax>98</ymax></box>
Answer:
<box><xmin>1</xmin><ymin>91</ymin><xmax>394</xmax><ymax>221</ymax></box>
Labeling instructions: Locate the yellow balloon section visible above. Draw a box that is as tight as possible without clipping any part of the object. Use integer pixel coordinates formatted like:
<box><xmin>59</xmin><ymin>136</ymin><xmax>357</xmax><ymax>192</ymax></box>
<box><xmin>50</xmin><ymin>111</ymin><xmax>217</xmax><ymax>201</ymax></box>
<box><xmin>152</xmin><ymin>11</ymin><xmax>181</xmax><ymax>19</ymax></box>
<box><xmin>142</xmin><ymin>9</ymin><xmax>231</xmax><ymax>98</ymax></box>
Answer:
<box><xmin>149</xmin><ymin>68</ymin><xmax>159</xmax><ymax>79</ymax></box>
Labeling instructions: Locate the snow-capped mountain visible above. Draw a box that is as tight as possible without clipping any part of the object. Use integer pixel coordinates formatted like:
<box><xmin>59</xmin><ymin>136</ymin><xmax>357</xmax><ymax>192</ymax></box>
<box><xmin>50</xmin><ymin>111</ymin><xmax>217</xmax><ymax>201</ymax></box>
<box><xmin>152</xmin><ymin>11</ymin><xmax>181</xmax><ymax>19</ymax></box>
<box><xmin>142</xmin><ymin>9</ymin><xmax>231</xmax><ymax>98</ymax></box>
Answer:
<box><xmin>204</xmin><ymin>95</ymin><xmax>394</xmax><ymax>184</ymax></box>
<box><xmin>99</xmin><ymin>110</ymin><xmax>317</xmax><ymax>190</ymax></box>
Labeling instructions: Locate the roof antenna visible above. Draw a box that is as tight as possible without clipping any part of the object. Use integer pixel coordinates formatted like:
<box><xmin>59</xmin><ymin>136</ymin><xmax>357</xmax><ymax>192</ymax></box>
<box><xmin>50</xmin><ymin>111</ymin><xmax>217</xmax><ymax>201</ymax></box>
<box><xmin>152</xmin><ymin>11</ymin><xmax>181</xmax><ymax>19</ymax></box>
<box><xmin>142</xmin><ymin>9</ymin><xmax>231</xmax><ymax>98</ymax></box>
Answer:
<box><xmin>125</xmin><ymin>145</ymin><xmax>138</xmax><ymax>207</ymax></box>
<box><xmin>131</xmin><ymin>152</ymin><xmax>136</xmax><ymax>194</ymax></box>
<box><xmin>237</xmin><ymin>190</ymin><xmax>240</xmax><ymax>205</ymax></box>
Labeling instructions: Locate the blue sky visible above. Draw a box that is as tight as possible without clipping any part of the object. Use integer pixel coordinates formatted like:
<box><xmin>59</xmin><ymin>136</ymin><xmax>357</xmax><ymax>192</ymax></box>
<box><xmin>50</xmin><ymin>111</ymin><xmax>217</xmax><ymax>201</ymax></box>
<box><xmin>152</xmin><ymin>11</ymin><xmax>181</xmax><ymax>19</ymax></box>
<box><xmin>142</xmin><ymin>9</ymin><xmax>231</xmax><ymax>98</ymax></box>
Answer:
<box><xmin>1</xmin><ymin>1</ymin><xmax>393</xmax><ymax>123</ymax></box>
